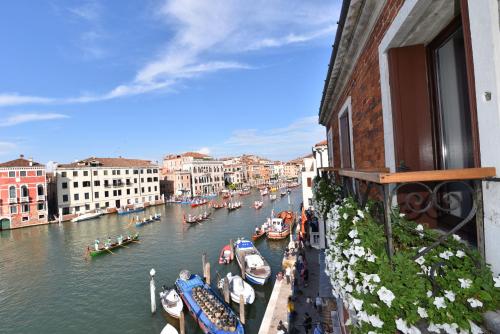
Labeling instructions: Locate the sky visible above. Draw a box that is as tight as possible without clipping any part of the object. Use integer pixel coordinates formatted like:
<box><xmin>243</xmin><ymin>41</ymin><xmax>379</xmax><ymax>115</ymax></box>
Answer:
<box><xmin>0</xmin><ymin>0</ymin><xmax>339</xmax><ymax>165</ymax></box>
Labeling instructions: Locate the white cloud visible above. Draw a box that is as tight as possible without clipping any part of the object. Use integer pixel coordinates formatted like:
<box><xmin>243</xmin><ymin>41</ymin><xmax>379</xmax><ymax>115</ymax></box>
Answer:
<box><xmin>0</xmin><ymin>141</ymin><xmax>16</xmax><ymax>155</ymax></box>
<box><xmin>0</xmin><ymin>0</ymin><xmax>339</xmax><ymax>106</ymax></box>
<box><xmin>0</xmin><ymin>113</ymin><xmax>69</xmax><ymax>127</ymax></box>
<box><xmin>197</xmin><ymin>147</ymin><xmax>211</xmax><ymax>155</ymax></box>
<box><xmin>210</xmin><ymin>115</ymin><xmax>325</xmax><ymax>160</ymax></box>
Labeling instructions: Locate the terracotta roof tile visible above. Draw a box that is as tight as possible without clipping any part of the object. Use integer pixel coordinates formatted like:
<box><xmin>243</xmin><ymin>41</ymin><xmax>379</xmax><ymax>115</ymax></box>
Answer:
<box><xmin>57</xmin><ymin>157</ymin><xmax>157</xmax><ymax>169</ymax></box>
<box><xmin>315</xmin><ymin>139</ymin><xmax>328</xmax><ymax>147</ymax></box>
<box><xmin>0</xmin><ymin>157</ymin><xmax>44</xmax><ymax>167</ymax></box>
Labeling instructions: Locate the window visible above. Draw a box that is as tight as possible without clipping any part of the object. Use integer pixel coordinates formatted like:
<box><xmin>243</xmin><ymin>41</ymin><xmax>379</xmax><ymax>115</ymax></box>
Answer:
<box><xmin>9</xmin><ymin>186</ymin><xmax>16</xmax><ymax>198</ymax></box>
<box><xmin>153</xmin><ymin>169</ymin><xmax>158</xmax><ymax>173</ymax></box>
<box><xmin>141</xmin><ymin>178</ymin><xmax>144</xmax><ymax>183</ymax></box>
<box><xmin>74</xmin><ymin>194</ymin><xmax>79</xmax><ymax>201</ymax></box>
<box><xmin>75</xmin><ymin>206</ymin><xmax>80</xmax><ymax>212</ymax></box>
<box><xmin>8</xmin><ymin>171</ymin><xmax>15</xmax><ymax>177</ymax></box>
<box><xmin>22</xmin><ymin>216</ymin><xmax>29</xmax><ymax>222</ymax></box>
<box><xmin>134</xmin><ymin>188</ymin><xmax>138</xmax><ymax>194</ymax></box>
<box><xmin>84</xmin><ymin>193</ymin><xmax>90</xmax><ymax>200</ymax></box>
<box><xmin>83</xmin><ymin>181</ymin><xmax>90</xmax><ymax>187</ymax></box>
<box><xmin>118</xmin><ymin>190</ymin><xmax>122</xmax><ymax>196</ymax></box>
<box><xmin>95</xmin><ymin>203</ymin><xmax>100</xmax><ymax>209</ymax></box>
<box><xmin>104</xmin><ymin>170</ymin><xmax>108</xmax><ymax>176</ymax></box>
<box><xmin>62</xmin><ymin>207</ymin><xmax>70</xmax><ymax>215</ymax></box>
<box><xmin>339</xmin><ymin>107</ymin><xmax>353</xmax><ymax>168</ymax></box>
<box><xmin>126</xmin><ymin>189</ymin><xmax>130</xmax><ymax>195</ymax></box>
<box><xmin>61</xmin><ymin>172</ymin><xmax>67</xmax><ymax>177</ymax></box>
<box><xmin>73</xmin><ymin>182</ymin><xmax>78</xmax><ymax>188</ymax></box>
<box><xmin>154</xmin><ymin>177</ymin><xmax>158</xmax><ymax>182</ymax></box>
<box><xmin>126</xmin><ymin>170</ymin><xmax>129</xmax><ymax>175</ymax></box>
<box><xmin>95</xmin><ymin>192</ymin><xmax>99</xmax><ymax>199</ymax></box>
<box><xmin>73</xmin><ymin>171</ymin><xmax>78</xmax><ymax>177</ymax></box>
<box><xmin>21</xmin><ymin>204</ymin><xmax>29</xmax><ymax>213</ymax></box>
<box><xmin>141</xmin><ymin>187</ymin><xmax>145</xmax><ymax>193</ymax></box>
<box><xmin>20</xmin><ymin>171</ymin><xmax>26</xmax><ymax>177</ymax></box>
<box><xmin>307</xmin><ymin>178</ymin><xmax>312</xmax><ymax>188</ymax></box>
<box><xmin>38</xmin><ymin>202</ymin><xmax>45</xmax><ymax>210</ymax></box>
<box><xmin>83</xmin><ymin>171</ymin><xmax>88</xmax><ymax>176</ymax></box>
<box><xmin>113</xmin><ymin>190</ymin><xmax>117</xmax><ymax>196</ymax></box>
<box><xmin>147</xmin><ymin>169</ymin><xmax>152</xmax><ymax>174</ymax></box>
<box><xmin>10</xmin><ymin>205</ymin><xmax>17</xmax><ymax>214</ymax></box>
<box><xmin>93</xmin><ymin>170</ymin><xmax>98</xmax><ymax>176</ymax></box>
<box><xmin>21</xmin><ymin>185</ymin><xmax>29</xmax><ymax>197</ymax></box>
<box><xmin>148</xmin><ymin>186</ymin><xmax>151</xmax><ymax>192</ymax></box>
<box><xmin>62</xmin><ymin>182</ymin><xmax>68</xmax><ymax>189</ymax></box>
<box><xmin>63</xmin><ymin>194</ymin><xmax>69</xmax><ymax>202</ymax></box>
<box><xmin>112</xmin><ymin>170</ymin><xmax>116</xmax><ymax>176</ymax></box>
<box><xmin>38</xmin><ymin>214</ymin><xmax>45</xmax><ymax>220</ymax></box>
<box><xmin>117</xmin><ymin>170</ymin><xmax>121</xmax><ymax>175</ymax></box>
<box><xmin>155</xmin><ymin>195</ymin><xmax>159</xmax><ymax>200</ymax></box>
<box><xmin>37</xmin><ymin>184</ymin><xmax>44</xmax><ymax>196</ymax></box>
<box><xmin>37</xmin><ymin>170</ymin><xmax>43</xmax><ymax>176</ymax></box>
<box><xmin>133</xmin><ymin>169</ymin><xmax>139</xmax><ymax>175</ymax></box>
<box><xmin>94</xmin><ymin>180</ymin><xmax>100</xmax><ymax>186</ymax></box>
<box><xmin>134</xmin><ymin>178</ymin><xmax>138</xmax><ymax>183</ymax></box>
<box><xmin>147</xmin><ymin>177</ymin><xmax>152</xmax><ymax>182</ymax></box>
<box><xmin>308</xmin><ymin>198</ymin><xmax>313</xmax><ymax>206</ymax></box>
<box><xmin>154</xmin><ymin>186</ymin><xmax>157</xmax><ymax>192</ymax></box>
<box><xmin>105</xmin><ymin>202</ymin><xmax>109</xmax><ymax>208</ymax></box>
<box><xmin>105</xmin><ymin>191</ymin><xmax>109</xmax><ymax>198</ymax></box>
<box><xmin>85</xmin><ymin>204</ymin><xmax>90</xmax><ymax>210</ymax></box>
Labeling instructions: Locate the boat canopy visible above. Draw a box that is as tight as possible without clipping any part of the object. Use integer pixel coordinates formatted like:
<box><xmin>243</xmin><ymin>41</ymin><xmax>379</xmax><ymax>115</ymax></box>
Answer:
<box><xmin>245</xmin><ymin>254</ymin><xmax>264</xmax><ymax>269</ymax></box>
<box><xmin>237</xmin><ymin>240</ymin><xmax>254</xmax><ymax>249</ymax></box>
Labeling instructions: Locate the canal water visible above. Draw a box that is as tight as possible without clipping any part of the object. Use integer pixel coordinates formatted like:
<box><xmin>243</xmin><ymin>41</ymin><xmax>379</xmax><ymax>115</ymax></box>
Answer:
<box><xmin>0</xmin><ymin>189</ymin><xmax>302</xmax><ymax>334</ymax></box>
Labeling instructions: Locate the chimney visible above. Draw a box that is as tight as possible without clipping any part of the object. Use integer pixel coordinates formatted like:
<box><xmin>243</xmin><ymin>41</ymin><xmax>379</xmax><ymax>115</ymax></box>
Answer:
<box><xmin>29</xmin><ymin>157</ymin><xmax>33</xmax><ymax>166</ymax></box>
<box><xmin>20</xmin><ymin>154</ymin><xmax>24</xmax><ymax>159</ymax></box>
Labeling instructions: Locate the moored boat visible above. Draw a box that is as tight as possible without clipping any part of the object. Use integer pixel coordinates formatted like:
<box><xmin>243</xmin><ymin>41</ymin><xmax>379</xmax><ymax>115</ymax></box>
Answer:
<box><xmin>191</xmin><ymin>198</ymin><xmax>209</xmax><ymax>208</ymax></box>
<box><xmin>227</xmin><ymin>202</ymin><xmax>241</xmax><ymax>211</ymax></box>
<box><xmin>160</xmin><ymin>287</ymin><xmax>183</xmax><ymax>318</ymax></box>
<box><xmin>175</xmin><ymin>271</ymin><xmax>244</xmax><ymax>334</ymax></box>
<box><xmin>160</xmin><ymin>324</ymin><xmax>179</xmax><ymax>334</ymax></box>
<box><xmin>234</xmin><ymin>239</ymin><xmax>271</xmax><ymax>285</ymax></box>
<box><xmin>218</xmin><ymin>273</ymin><xmax>255</xmax><ymax>305</ymax></box>
<box><xmin>253</xmin><ymin>201</ymin><xmax>263</xmax><ymax>210</ymax></box>
<box><xmin>260</xmin><ymin>189</ymin><xmax>268</xmax><ymax>196</ymax></box>
<box><xmin>219</xmin><ymin>244</ymin><xmax>234</xmax><ymax>264</ymax></box>
<box><xmin>280</xmin><ymin>191</ymin><xmax>287</xmax><ymax>197</ymax></box>
<box><xmin>251</xmin><ymin>222</ymin><xmax>268</xmax><ymax>241</ymax></box>
<box><xmin>87</xmin><ymin>233</ymin><xmax>139</xmax><ymax>257</ymax></box>
<box><xmin>269</xmin><ymin>194</ymin><xmax>277</xmax><ymax>201</ymax></box>
<box><xmin>277</xmin><ymin>211</ymin><xmax>295</xmax><ymax>226</ymax></box>
<box><xmin>71</xmin><ymin>210</ymin><xmax>104</xmax><ymax>223</ymax></box>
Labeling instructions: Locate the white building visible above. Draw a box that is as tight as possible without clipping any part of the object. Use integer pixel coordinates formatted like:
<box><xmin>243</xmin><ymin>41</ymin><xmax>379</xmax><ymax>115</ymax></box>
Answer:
<box><xmin>223</xmin><ymin>164</ymin><xmax>246</xmax><ymax>188</ymax></box>
<box><xmin>184</xmin><ymin>160</ymin><xmax>224</xmax><ymax>195</ymax></box>
<box><xmin>55</xmin><ymin>157</ymin><xmax>161</xmax><ymax>218</ymax></box>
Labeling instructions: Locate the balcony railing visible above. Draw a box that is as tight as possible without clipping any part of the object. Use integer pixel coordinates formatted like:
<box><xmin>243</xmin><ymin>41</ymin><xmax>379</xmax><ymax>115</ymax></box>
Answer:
<box><xmin>20</xmin><ymin>196</ymin><xmax>30</xmax><ymax>203</ymax></box>
<box><xmin>8</xmin><ymin>197</ymin><xmax>17</xmax><ymax>204</ymax></box>
<box><xmin>37</xmin><ymin>195</ymin><xmax>46</xmax><ymax>201</ymax></box>
<box><xmin>323</xmin><ymin>167</ymin><xmax>497</xmax><ymax>261</ymax></box>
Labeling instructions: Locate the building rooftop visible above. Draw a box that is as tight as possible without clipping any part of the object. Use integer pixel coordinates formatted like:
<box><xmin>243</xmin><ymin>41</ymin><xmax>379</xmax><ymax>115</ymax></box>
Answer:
<box><xmin>0</xmin><ymin>155</ymin><xmax>44</xmax><ymax>168</ymax></box>
<box><xmin>58</xmin><ymin>157</ymin><xmax>157</xmax><ymax>169</ymax></box>
<box><xmin>315</xmin><ymin>140</ymin><xmax>328</xmax><ymax>147</ymax></box>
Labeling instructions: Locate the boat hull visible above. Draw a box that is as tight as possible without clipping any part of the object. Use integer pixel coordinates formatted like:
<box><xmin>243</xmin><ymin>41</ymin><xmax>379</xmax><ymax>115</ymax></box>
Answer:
<box><xmin>117</xmin><ymin>208</ymin><xmax>145</xmax><ymax>215</ymax></box>
<box><xmin>89</xmin><ymin>235</ymin><xmax>139</xmax><ymax>257</ymax></box>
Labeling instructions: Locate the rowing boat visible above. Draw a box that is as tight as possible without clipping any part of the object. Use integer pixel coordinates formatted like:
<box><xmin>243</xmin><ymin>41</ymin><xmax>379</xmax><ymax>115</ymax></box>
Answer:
<box><xmin>87</xmin><ymin>234</ymin><xmax>139</xmax><ymax>257</ymax></box>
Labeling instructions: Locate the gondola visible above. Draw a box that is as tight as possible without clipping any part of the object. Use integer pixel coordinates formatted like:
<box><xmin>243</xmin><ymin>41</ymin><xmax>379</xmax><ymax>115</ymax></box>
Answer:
<box><xmin>175</xmin><ymin>271</ymin><xmax>244</xmax><ymax>334</ymax></box>
<box><xmin>87</xmin><ymin>234</ymin><xmax>139</xmax><ymax>257</ymax></box>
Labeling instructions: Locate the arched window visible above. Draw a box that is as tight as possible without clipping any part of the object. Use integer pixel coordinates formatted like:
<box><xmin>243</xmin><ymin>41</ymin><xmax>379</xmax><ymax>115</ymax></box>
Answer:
<box><xmin>21</xmin><ymin>185</ymin><xmax>29</xmax><ymax>197</ymax></box>
<box><xmin>9</xmin><ymin>186</ymin><xmax>16</xmax><ymax>198</ymax></box>
<box><xmin>37</xmin><ymin>184</ymin><xmax>44</xmax><ymax>196</ymax></box>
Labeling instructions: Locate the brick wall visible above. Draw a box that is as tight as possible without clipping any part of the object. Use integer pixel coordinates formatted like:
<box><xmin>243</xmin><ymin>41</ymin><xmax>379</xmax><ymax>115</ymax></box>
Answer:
<box><xmin>327</xmin><ymin>0</ymin><xmax>404</xmax><ymax>170</ymax></box>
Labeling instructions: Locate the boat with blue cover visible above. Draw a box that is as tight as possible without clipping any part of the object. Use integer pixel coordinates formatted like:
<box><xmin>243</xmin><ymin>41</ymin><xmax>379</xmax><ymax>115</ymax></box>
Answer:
<box><xmin>234</xmin><ymin>239</ymin><xmax>271</xmax><ymax>285</ymax></box>
<box><xmin>175</xmin><ymin>271</ymin><xmax>244</xmax><ymax>334</ymax></box>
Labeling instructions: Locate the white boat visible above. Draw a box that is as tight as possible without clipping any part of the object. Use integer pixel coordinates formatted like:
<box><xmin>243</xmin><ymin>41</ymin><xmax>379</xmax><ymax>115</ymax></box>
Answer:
<box><xmin>160</xmin><ymin>324</ymin><xmax>179</xmax><ymax>334</ymax></box>
<box><xmin>270</xmin><ymin>194</ymin><xmax>277</xmax><ymax>201</ymax></box>
<box><xmin>71</xmin><ymin>210</ymin><xmax>104</xmax><ymax>223</ymax></box>
<box><xmin>234</xmin><ymin>239</ymin><xmax>271</xmax><ymax>285</ymax></box>
<box><xmin>222</xmin><ymin>273</ymin><xmax>255</xmax><ymax>305</ymax></box>
<box><xmin>160</xmin><ymin>287</ymin><xmax>183</xmax><ymax>318</ymax></box>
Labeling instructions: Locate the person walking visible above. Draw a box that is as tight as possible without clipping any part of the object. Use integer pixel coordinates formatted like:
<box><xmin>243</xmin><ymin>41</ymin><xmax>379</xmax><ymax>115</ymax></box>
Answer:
<box><xmin>287</xmin><ymin>297</ymin><xmax>295</xmax><ymax>325</ymax></box>
<box><xmin>285</xmin><ymin>266</ymin><xmax>291</xmax><ymax>284</ymax></box>
<box><xmin>315</xmin><ymin>293</ymin><xmax>323</xmax><ymax>314</ymax></box>
<box><xmin>303</xmin><ymin>313</ymin><xmax>313</xmax><ymax>334</ymax></box>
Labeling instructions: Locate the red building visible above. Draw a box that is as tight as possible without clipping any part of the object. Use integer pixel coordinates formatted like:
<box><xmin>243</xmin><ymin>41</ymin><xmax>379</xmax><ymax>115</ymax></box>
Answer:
<box><xmin>0</xmin><ymin>155</ymin><xmax>48</xmax><ymax>229</ymax></box>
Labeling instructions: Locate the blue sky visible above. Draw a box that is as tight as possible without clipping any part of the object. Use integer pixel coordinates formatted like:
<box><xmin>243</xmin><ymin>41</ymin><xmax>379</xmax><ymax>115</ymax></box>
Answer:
<box><xmin>0</xmin><ymin>0</ymin><xmax>339</xmax><ymax>165</ymax></box>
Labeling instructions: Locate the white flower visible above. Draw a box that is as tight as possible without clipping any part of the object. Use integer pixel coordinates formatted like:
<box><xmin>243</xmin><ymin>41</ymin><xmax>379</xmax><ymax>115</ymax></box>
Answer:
<box><xmin>351</xmin><ymin>297</ymin><xmax>363</xmax><ymax>311</ymax></box>
<box><xmin>342</xmin><ymin>213</ymin><xmax>348</xmax><ymax>220</ymax></box>
<box><xmin>416</xmin><ymin>224</ymin><xmax>424</xmax><ymax>232</ymax></box>
<box><xmin>369</xmin><ymin>314</ymin><xmax>384</xmax><ymax>328</ymax></box>
<box><xmin>467</xmin><ymin>298</ymin><xmax>483</xmax><ymax>308</ymax></box>
<box><xmin>377</xmin><ymin>286</ymin><xmax>395</xmax><ymax>307</ymax></box>
<box><xmin>357</xmin><ymin>209</ymin><xmax>364</xmax><ymax>218</ymax></box>
<box><xmin>356</xmin><ymin>310</ymin><xmax>370</xmax><ymax>323</ymax></box>
<box><xmin>399</xmin><ymin>213</ymin><xmax>405</xmax><ymax>218</ymax></box>
<box><xmin>456</xmin><ymin>250</ymin><xmax>466</xmax><ymax>258</ymax></box>
<box><xmin>366</xmin><ymin>253</ymin><xmax>376</xmax><ymax>262</ymax></box>
<box><xmin>444</xmin><ymin>290</ymin><xmax>456</xmax><ymax>302</ymax></box>
<box><xmin>428</xmin><ymin>323</ymin><xmax>440</xmax><ymax>333</ymax></box>
<box><xmin>468</xmin><ymin>320</ymin><xmax>484</xmax><ymax>334</ymax></box>
<box><xmin>345</xmin><ymin>284</ymin><xmax>353</xmax><ymax>293</ymax></box>
<box><xmin>417</xmin><ymin>307</ymin><xmax>428</xmax><ymax>318</ymax></box>
<box><xmin>426</xmin><ymin>290</ymin><xmax>433</xmax><ymax>298</ymax></box>
<box><xmin>433</xmin><ymin>296</ymin><xmax>446</xmax><ymax>309</ymax></box>
<box><xmin>348</xmin><ymin>229</ymin><xmax>358</xmax><ymax>239</ymax></box>
<box><xmin>439</xmin><ymin>251</ymin><xmax>454</xmax><ymax>260</ymax></box>
<box><xmin>353</xmin><ymin>238</ymin><xmax>361</xmax><ymax>245</ymax></box>
<box><xmin>415</xmin><ymin>256</ymin><xmax>425</xmax><ymax>265</ymax></box>
<box><xmin>452</xmin><ymin>234</ymin><xmax>461</xmax><ymax>241</ymax></box>
<box><xmin>353</xmin><ymin>246</ymin><xmax>365</xmax><ymax>257</ymax></box>
<box><xmin>458</xmin><ymin>278</ymin><xmax>472</xmax><ymax>289</ymax></box>
<box><xmin>493</xmin><ymin>275</ymin><xmax>500</xmax><ymax>288</ymax></box>
<box><xmin>396</xmin><ymin>318</ymin><xmax>408</xmax><ymax>332</ymax></box>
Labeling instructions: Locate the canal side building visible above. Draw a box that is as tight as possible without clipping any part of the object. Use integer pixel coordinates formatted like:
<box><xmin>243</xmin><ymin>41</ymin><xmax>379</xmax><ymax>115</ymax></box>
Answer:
<box><xmin>319</xmin><ymin>0</ymin><xmax>500</xmax><ymax>275</ymax></box>
<box><xmin>0</xmin><ymin>155</ymin><xmax>48</xmax><ymax>230</ymax></box>
<box><xmin>55</xmin><ymin>157</ymin><xmax>162</xmax><ymax>220</ymax></box>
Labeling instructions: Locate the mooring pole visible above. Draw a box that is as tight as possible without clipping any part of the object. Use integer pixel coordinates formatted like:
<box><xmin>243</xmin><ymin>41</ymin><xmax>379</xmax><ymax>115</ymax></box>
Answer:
<box><xmin>202</xmin><ymin>252</ymin><xmax>207</xmax><ymax>279</ymax></box>
<box><xmin>241</xmin><ymin>258</ymin><xmax>246</xmax><ymax>279</ymax></box>
<box><xmin>180</xmin><ymin>311</ymin><xmax>185</xmax><ymax>334</ymax></box>
<box><xmin>149</xmin><ymin>268</ymin><xmax>156</xmax><ymax>314</ymax></box>
<box><xmin>205</xmin><ymin>262</ymin><xmax>211</xmax><ymax>284</ymax></box>
<box><xmin>223</xmin><ymin>277</ymin><xmax>230</xmax><ymax>303</ymax></box>
<box><xmin>239</xmin><ymin>294</ymin><xmax>245</xmax><ymax>324</ymax></box>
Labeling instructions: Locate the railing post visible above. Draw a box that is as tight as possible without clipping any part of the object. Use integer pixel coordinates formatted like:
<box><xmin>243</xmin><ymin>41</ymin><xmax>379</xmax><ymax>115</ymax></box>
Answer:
<box><xmin>474</xmin><ymin>180</ymin><xmax>485</xmax><ymax>258</ymax></box>
<box><xmin>382</xmin><ymin>184</ymin><xmax>394</xmax><ymax>262</ymax></box>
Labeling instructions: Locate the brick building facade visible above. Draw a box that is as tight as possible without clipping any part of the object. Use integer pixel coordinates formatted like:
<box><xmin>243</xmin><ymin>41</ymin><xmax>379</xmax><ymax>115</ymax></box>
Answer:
<box><xmin>0</xmin><ymin>155</ymin><xmax>48</xmax><ymax>229</ymax></box>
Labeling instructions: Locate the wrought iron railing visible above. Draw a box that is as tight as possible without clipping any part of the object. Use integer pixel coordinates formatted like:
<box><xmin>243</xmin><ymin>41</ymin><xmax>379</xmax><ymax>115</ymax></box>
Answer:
<box><xmin>321</xmin><ymin>167</ymin><xmax>497</xmax><ymax>261</ymax></box>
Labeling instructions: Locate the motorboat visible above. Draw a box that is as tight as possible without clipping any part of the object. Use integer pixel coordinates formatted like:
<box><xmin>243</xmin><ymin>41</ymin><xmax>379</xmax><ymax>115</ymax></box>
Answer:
<box><xmin>234</xmin><ymin>239</ymin><xmax>271</xmax><ymax>285</ymax></box>
<box><xmin>160</xmin><ymin>287</ymin><xmax>183</xmax><ymax>318</ymax></box>
<box><xmin>218</xmin><ymin>273</ymin><xmax>255</xmax><ymax>305</ymax></box>
<box><xmin>72</xmin><ymin>210</ymin><xmax>104</xmax><ymax>223</ymax></box>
